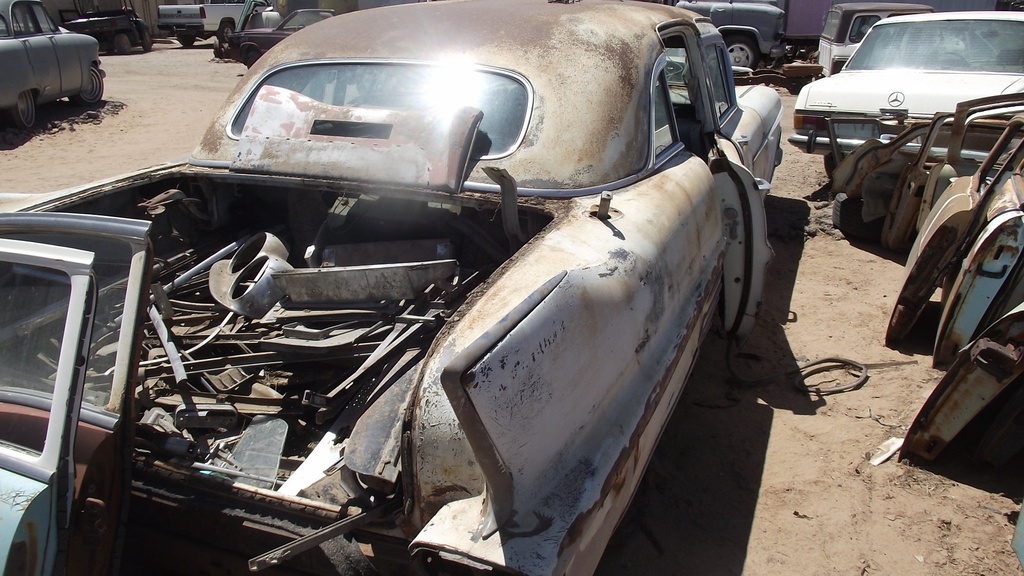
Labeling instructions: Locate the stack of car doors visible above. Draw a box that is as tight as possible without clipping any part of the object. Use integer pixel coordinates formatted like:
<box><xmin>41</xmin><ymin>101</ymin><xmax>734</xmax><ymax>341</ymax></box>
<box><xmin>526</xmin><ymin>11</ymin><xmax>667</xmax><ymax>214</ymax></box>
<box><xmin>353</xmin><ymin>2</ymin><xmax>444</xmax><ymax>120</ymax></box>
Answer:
<box><xmin>831</xmin><ymin>96</ymin><xmax>1024</xmax><ymax>464</ymax></box>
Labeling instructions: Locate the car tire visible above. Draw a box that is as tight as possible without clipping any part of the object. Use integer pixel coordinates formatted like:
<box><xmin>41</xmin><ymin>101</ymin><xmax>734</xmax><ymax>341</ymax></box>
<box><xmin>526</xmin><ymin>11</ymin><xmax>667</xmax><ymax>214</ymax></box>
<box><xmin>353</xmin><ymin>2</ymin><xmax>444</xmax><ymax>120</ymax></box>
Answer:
<box><xmin>176</xmin><ymin>33</ymin><xmax>196</xmax><ymax>47</ymax></box>
<box><xmin>241</xmin><ymin>46</ymin><xmax>261</xmax><ymax>68</ymax></box>
<box><xmin>832</xmin><ymin>192</ymin><xmax>883</xmax><ymax>243</ymax></box>
<box><xmin>140</xmin><ymin>27</ymin><xmax>153</xmax><ymax>52</ymax></box>
<box><xmin>724</xmin><ymin>34</ymin><xmax>759</xmax><ymax>69</ymax></box>
<box><xmin>70</xmin><ymin>64</ymin><xmax>105</xmax><ymax>106</ymax></box>
<box><xmin>6</xmin><ymin>90</ymin><xmax>35</xmax><ymax>129</ymax></box>
<box><xmin>214</xmin><ymin>20</ymin><xmax>234</xmax><ymax>59</ymax></box>
<box><xmin>823</xmin><ymin>152</ymin><xmax>837</xmax><ymax>177</ymax></box>
<box><xmin>112</xmin><ymin>32</ymin><xmax>132</xmax><ymax>55</ymax></box>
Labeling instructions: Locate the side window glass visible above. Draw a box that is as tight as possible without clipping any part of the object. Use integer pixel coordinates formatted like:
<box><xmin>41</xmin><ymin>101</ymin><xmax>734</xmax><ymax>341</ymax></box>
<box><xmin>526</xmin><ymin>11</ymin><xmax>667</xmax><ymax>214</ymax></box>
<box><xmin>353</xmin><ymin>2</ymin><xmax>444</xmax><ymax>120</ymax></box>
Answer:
<box><xmin>0</xmin><ymin>260</ymin><xmax>73</xmax><ymax>458</ymax></box>
<box><xmin>31</xmin><ymin>4</ymin><xmax>55</xmax><ymax>33</ymax></box>
<box><xmin>0</xmin><ymin>16</ymin><xmax>10</xmax><ymax>37</ymax></box>
<box><xmin>653</xmin><ymin>72</ymin><xmax>676</xmax><ymax>156</ymax></box>
<box><xmin>11</xmin><ymin>3</ymin><xmax>41</xmax><ymax>36</ymax></box>
<box><xmin>848</xmin><ymin>15</ymin><xmax>880</xmax><ymax>43</ymax></box>
<box><xmin>704</xmin><ymin>45</ymin><xmax>732</xmax><ymax>120</ymax></box>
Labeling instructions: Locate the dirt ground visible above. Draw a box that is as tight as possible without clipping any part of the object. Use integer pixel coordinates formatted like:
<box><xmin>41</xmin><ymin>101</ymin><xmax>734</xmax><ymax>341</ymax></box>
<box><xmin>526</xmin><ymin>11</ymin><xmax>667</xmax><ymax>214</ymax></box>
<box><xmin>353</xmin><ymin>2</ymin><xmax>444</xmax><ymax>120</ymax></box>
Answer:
<box><xmin>3</xmin><ymin>41</ymin><xmax>1024</xmax><ymax>576</ymax></box>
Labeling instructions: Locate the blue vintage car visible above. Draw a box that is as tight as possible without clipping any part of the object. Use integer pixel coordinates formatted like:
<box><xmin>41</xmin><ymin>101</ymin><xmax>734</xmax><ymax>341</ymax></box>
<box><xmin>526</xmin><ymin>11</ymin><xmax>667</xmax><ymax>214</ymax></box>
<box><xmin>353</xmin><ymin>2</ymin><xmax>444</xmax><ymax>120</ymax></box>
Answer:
<box><xmin>0</xmin><ymin>0</ymin><xmax>104</xmax><ymax>129</ymax></box>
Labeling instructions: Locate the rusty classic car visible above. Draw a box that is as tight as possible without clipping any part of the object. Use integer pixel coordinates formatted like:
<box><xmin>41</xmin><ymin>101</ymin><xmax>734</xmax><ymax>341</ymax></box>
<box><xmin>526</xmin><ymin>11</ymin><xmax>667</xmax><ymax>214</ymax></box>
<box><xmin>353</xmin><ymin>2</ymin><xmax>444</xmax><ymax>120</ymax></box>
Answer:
<box><xmin>0</xmin><ymin>1</ymin><xmax>782</xmax><ymax>574</ymax></box>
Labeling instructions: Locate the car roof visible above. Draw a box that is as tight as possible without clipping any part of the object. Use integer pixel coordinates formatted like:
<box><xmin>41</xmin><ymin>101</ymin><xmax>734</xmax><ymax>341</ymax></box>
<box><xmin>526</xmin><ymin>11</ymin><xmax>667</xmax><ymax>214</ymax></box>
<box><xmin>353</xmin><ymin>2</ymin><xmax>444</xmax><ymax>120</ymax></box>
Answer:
<box><xmin>876</xmin><ymin>10</ymin><xmax>1024</xmax><ymax>24</ymax></box>
<box><xmin>829</xmin><ymin>3</ymin><xmax>933</xmax><ymax>14</ymax></box>
<box><xmin>193</xmin><ymin>0</ymin><xmax>709</xmax><ymax>193</ymax></box>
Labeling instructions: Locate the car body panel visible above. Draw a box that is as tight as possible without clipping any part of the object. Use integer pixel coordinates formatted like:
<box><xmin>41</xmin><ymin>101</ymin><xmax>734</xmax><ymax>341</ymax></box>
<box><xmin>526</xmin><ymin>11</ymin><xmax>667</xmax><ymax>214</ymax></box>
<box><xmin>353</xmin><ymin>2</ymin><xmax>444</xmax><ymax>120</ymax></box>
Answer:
<box><xmin>0</xmin><ymin>469</ymin><xmax>54</xmax><ymax>576</ymax></box>
<box><xmin>934</xmin><ymin>209</ymin><xmax>1024</xmax><ymax>368</ymax></box>
<box><xmin>902</xmin><ymin>301</ymin><xmax>1024</xmax><ymax>462</ymax></box>
<box><xmin>414</xmin><ymin>163</ymin><xmax>725</xmax><ymax>575</ymax></box>
<box><xmin>887</xmin><ymin>174</ymin><xmax>978</xmax><ymax>345</ymax></box>
<box><xmin>829</xmin><ymin>94</ymin><xmax>1024</xmax><ymax>253</ymax></box>
<box><xmin>196</xmin><ymin>1</ymin><xmax>684</xmax><ymax>193</ymax></box>
<box><xmin>0</xmin><ymin>0</ymin><xmax>101</xmax><ymax>112</ymax></box>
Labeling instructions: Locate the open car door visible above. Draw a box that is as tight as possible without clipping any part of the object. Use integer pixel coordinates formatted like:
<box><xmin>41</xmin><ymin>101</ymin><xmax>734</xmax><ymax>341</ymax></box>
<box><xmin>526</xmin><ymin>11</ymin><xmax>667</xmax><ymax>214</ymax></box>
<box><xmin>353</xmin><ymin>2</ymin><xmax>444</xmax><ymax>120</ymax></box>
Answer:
<box><xmin>0</xmin><ymin>214</ymin><xmax>152</xmax><ymax>576</ymax></box>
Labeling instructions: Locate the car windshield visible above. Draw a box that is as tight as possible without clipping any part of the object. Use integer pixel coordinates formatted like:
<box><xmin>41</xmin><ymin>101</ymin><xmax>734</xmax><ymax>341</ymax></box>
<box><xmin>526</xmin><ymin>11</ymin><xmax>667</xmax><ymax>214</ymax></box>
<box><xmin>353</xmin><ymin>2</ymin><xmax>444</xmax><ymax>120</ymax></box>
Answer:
<box><xmin>845</xmin><ymin>19</ymin><xmax>1024</xmax><ymax>73</ymax></box>
<box><xmin>231</xmin><ymin>62</ymin><xmax>531</xmax><ymax>158</ymax></box>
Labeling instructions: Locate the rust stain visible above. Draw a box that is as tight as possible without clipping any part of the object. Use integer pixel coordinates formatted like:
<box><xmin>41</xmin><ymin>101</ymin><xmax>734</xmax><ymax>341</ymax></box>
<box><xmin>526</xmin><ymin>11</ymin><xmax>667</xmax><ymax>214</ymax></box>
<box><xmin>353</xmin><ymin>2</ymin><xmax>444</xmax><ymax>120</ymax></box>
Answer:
<box><xmin>560</xmin><ymin>251</ymin><xmax>724</xmax><ymax>553</ymax></box>
<box><xmin>192</xmin><ymin>0</ymin><xmax>701</xmax><ymax>191</ymax></box>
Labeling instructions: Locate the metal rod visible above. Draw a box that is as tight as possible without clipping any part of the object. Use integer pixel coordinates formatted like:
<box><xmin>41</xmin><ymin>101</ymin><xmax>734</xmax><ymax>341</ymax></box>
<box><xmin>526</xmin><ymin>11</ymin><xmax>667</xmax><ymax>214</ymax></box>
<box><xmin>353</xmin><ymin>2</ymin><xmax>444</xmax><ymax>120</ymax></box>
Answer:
<box><xmin>248</xmin><ymin>500</ymin><xmax>399</xmax><ymax>571</ymax></box>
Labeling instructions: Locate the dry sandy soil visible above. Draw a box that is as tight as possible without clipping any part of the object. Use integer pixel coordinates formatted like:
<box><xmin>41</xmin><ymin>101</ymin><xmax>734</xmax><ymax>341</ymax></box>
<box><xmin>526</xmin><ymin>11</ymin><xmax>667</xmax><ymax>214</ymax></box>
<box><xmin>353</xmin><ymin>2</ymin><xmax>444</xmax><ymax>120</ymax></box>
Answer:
<box><xmin>3</xmin><ymin>40</ymin><xmax>1024</xmax><ymax>576</ymax></box>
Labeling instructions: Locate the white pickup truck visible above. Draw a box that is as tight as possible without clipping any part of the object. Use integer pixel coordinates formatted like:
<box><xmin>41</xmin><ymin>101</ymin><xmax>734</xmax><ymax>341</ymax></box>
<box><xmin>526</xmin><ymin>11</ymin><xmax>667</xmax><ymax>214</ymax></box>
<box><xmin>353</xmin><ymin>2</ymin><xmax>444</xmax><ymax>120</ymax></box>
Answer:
<box><xmin>157</xmin><ymin>0</ymin><xmax>272</xmax><ymax>48</ymax></box>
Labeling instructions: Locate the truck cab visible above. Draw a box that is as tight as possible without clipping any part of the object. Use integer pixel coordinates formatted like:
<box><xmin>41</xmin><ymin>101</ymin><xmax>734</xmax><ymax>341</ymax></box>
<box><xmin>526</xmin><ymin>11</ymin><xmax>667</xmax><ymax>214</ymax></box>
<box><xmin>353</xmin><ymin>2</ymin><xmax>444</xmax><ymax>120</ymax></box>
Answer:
<box><xmin>818</xmin><ymin>2</ymin><xmax>933</xmax><ymax>76</ymax></box>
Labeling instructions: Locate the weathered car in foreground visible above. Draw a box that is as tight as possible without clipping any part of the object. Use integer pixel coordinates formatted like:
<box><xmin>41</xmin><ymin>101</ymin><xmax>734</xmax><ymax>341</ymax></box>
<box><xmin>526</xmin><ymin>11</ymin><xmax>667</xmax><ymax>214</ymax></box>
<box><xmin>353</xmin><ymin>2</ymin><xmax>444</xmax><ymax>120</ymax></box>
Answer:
<box><xmin>0</xmin><ymin>1</ymin><xmax>781</xmax><ymax>574</ymax></box>
<box><xmin>225</xmin><ymin>8</ymin><xmax>334</xmax><ymax>67</ymax></box>
<box><xmin>790</xmin><ymin>11</ymin><xmax>1024</xmax><ymax>173</ymax></box>
<box><xmin>0</xmin><ymin>0</ymin><xmax>105</xmax><ymax>129</ymax></box>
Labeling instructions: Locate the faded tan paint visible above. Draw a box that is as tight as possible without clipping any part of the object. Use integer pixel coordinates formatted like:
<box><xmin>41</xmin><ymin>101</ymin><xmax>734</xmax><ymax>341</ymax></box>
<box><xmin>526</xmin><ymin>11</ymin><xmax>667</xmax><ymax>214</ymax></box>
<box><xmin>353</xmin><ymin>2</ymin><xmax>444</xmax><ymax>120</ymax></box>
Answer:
<box><xmin>193</xmin><ymin>0</ymin><xmax>706</xmax><ymax>191</ymax></box>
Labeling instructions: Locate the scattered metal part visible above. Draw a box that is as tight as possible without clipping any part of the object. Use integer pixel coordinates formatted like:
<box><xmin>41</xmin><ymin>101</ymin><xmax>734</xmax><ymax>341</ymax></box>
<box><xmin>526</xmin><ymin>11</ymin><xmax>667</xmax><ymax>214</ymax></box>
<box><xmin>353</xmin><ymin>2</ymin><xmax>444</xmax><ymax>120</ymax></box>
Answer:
<box><xmin>484</xmin><ymin>166</ymin><xmax>527</xmax><ymax>249</ymax></box>
<box><xmin>597</xmin><ymin>191</ymin><xmax>612</xmax><ymax>220</ymax></box>
<box><xmin>174</xmin><ymin>403</ymin><xmax>239</xmax><ymax>429</ymax></box>
<box><xmin>272</xmin><ymin>259</ymin><xmax>457</xmax><ymax>306</ymax></box>
<box><xmin>209</xmin><ymin>232</ymin><xmax>293</xmax><ymax>318</ymax></box>
<box><xmin>147</xmin><ymin>304</ymin><xmax>214</xmax><ymax>392</ymax></box>
<box><xmin>792</xmin><ymin>357</ymin><xmax>869</xmax><ymax>395</ymax></box>
<box><xmin>163</xmin><ymin>236</ymin><xmax>249</xmax><ymax>295</ymax></box>
<box><xmin>248</xmin><ymin>499</ymin><xmax>401</xmax><ymax>571</ymax></box>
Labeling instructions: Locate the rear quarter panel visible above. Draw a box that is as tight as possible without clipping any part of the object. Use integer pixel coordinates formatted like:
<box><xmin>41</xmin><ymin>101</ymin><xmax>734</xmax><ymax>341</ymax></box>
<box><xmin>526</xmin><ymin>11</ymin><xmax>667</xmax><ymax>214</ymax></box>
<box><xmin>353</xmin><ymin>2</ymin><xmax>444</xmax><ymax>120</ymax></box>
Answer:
<box><xmin>412</xmin><ymin>154</ymin><xmax>727</xmax><ymax>575</ymax></box>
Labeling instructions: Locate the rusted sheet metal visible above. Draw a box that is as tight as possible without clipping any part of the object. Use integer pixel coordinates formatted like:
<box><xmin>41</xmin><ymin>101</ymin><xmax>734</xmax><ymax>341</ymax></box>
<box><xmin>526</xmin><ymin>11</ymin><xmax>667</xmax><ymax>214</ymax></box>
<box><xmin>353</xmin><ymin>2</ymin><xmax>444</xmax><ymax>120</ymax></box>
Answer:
<box><xmin>0</xmin><ymin>470</ymin><xmax>46</xmax><ymax>575</ymax></box>
<box><xmin>733</xmin><ymin>63</ymin><xmax>822</xmax><ymax>95</ymax></box>
<box><xmin>195</xmin><ymin>0</ymin><xmax>694</xmax><ymax>191</ymax></box>
<box><xmin>832</xmin><ymin>95</ymin><xmax>1024</xmax><ymax>248</ymax></box>
<box><xmin>830</xmin><ymin>122</ymin><xmax>932</xmax><ymax>201</ymax></box>
<box><xmin>714</xmin><ymin>158</ymin><xmax>773</xmax><ymax>342</ymax></box>
<box><xmin>933</xmin><ymin>210</ymin><xmax>1024</xmax><ymax>369</ymax></box>
<box><xmin>231</xmin><ymin>86</ymin><xmax>482</xmax><ymax>193</ymax></box>
<box><xmin>887</xmin><ymin>117</ymin><xmax>1024</xmax><ymax>346</ymax></box>
<box><xmin>409</xmin><ymin>159</ymin><xmax>725</xmax><ymax>575</ymax></box>
<box><xmin>272</xmin><ymin>260</ymin><xmax>457</xmax><ymax>306</ymax></box>
<box><xmin>902</xmin><ymin>305</ymin><xmax>1024</xmax><ymax>461</ymax></box>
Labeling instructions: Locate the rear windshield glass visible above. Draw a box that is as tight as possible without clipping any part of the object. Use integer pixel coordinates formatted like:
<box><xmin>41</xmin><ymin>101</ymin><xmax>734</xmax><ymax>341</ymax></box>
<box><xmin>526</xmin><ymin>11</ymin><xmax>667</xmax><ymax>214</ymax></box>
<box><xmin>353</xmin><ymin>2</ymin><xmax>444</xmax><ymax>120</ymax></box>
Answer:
<box><xmin>231</xmin><ymin>62</ymin><xmax>531</xmax><ymax>158</ymax></box>
<box><xmin>845</xmin><ymin>19</ymin><xmax>1024</xmax><ymax>73</ymax></box>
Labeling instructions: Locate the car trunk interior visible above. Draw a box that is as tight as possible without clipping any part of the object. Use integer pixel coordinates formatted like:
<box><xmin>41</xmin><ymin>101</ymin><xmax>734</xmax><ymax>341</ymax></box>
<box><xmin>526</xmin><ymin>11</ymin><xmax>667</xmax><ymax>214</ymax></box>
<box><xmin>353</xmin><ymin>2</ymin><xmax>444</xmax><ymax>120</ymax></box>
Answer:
<box><xmin>49</xmin><ymin>171</ymin><xmax>554</xmax><ymax>573</ymax></box>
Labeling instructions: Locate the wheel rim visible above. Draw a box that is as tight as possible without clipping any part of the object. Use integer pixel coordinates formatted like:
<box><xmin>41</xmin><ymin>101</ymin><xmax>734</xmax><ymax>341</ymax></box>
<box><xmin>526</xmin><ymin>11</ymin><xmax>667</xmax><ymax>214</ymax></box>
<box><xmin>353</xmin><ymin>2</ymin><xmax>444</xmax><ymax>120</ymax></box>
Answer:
<box><xmin>728</xmin><ymin>45</ymin><xmax>754</xmax><ymax>68</ymax></box>
<box><xmin>16</xmin><ymin>91</ymin><xmax>34</xmax><ymax>127</ymax></box>
<box><xmin>80</xmin><ymin>68</ymin><xmax>103</xmax><ymax>103</ymax></box>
